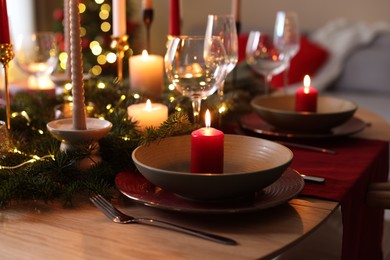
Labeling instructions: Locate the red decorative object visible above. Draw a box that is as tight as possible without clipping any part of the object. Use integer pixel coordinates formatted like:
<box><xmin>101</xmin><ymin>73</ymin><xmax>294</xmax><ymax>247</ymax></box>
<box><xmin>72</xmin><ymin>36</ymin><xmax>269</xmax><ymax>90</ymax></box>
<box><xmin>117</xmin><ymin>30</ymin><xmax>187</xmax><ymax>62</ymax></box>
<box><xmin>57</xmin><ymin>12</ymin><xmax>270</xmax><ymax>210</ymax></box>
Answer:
<box><xmin>295</xmin><ymin>75</ymin><xmax>318</xmax><ymax>112</ymax></box>
<box><xmin>0</xmin><ymin>0</ymin><xmax>11</xmax><ymax>44</ymax></box>
<box><xmin>191</xmin><ymin>110</ymin><xmax>224</xmax><ymax>173</ymax></box>
<box><xmin>169</xmin><ymin>0</ymin><xmax>180</xmax><ymax>36</ymax></box>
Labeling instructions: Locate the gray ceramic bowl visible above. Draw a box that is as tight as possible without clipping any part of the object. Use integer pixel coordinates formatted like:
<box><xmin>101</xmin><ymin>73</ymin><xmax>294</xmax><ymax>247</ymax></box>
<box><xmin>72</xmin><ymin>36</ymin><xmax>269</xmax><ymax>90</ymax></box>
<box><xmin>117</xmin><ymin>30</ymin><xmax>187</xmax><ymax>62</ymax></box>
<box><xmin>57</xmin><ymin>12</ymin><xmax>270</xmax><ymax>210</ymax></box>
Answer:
<box><xmin>251</xmin><ymin>95</ymin><xmax>357</xmax><ymax>132</ymax></box>
<box><xmin>132</xmin><ymin>134</ymin><xmax>293</xmax><ymax>200</ymax></box>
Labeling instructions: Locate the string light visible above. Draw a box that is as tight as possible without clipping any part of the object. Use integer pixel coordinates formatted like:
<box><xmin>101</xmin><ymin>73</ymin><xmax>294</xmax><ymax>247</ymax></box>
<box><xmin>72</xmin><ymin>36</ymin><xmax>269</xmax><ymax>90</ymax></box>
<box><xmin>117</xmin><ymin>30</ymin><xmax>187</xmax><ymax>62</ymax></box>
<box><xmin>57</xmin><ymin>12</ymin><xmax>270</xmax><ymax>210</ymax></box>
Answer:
<box><xmin>97</xmin><ymin>82</ymin><xmax>106</xmax><ymax>89</ymax></box>
<box><xmin>219</xmin><ymin>103</ymin><xmax>227</xmax><ymax>114</ymax></box>
<box><xmin>0</xmin><ymin>149</ymin><xmax>55</xmax><ymax>170</ymax></box>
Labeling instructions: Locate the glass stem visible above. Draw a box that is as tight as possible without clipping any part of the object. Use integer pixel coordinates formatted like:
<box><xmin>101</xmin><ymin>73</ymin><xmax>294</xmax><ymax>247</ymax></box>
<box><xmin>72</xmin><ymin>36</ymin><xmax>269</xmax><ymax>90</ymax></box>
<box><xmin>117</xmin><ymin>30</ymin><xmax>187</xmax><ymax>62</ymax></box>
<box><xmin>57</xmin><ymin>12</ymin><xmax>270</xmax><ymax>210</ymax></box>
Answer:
<box><xmin>218</xmin><ymin>80</ymin><xmax>226</xmax><ymax>103</ymax></box>
<box><xmin>283</xmin><ymin>62</ymin><xmax>290</xmax><ymax>94</ymax></box>
<box><xmin>192</xmin><ymin>97</ymin><xmax>202</xmax><ymax>124</ymax></box>
<box><xmin>264</xmin><ymin>74</ymin><xmax>272</xmax><ymax>96</ymax></box>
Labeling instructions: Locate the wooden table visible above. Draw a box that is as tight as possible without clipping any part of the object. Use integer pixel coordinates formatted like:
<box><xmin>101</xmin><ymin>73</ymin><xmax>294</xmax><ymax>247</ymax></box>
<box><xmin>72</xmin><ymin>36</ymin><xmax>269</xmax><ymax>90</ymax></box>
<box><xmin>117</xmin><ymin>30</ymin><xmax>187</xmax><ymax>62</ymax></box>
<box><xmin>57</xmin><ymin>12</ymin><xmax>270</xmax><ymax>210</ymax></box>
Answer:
<box><xmin>0</xmin><ymin>108</ymin><xmax>388</xmax><ymax>260</ymax></box>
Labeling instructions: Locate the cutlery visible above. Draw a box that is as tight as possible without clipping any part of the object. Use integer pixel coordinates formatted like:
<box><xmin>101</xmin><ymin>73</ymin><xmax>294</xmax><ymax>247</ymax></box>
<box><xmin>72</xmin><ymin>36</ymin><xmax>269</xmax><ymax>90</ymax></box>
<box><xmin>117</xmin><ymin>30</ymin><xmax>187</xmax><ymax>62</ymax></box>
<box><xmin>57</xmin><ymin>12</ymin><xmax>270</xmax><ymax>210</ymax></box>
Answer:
<box><xmin>234</xmin><ymin>128</ymin><xmax>336</xmax><ymax>154</ymax></box>
<box><xmin>90</xmin><ymin>194</ymin><xmax>237</xmax><ymax>245</ymax></box>
<box><xmin>300</xmin><ymin>174</ymin><xmax>326</xmax><ymax>183</ymax></box>
<box><xmin>277</xmin><ymin>141</ymin><xmax>336</xmax><ymax>154</ymax></box>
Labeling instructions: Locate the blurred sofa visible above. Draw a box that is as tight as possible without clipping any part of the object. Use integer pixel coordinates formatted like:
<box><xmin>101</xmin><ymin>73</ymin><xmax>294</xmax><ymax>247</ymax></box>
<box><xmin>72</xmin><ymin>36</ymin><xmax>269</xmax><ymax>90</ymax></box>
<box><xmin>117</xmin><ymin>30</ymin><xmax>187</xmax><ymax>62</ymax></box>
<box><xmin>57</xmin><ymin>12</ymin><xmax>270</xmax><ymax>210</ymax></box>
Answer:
<box><xmin>320</xmin><ymin>22</ymin><xmax>390</xmax><ymax>123</ymax></box>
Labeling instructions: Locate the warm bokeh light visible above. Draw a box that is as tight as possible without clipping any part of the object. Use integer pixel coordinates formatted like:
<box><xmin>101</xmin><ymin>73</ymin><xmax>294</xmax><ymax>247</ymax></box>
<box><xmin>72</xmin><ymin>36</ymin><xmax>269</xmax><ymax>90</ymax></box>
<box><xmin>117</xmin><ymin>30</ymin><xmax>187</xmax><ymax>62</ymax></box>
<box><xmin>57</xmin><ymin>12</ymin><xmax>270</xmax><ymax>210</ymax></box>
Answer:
<box><xmin>101</xmin><ymin>21</ymin><xmax>111</xmax><ymax>32</ymax></box>
<box><xmin>79</xmin><ymin>3</ymin><xmax>86</xmax><ymax>13</ymax></box>
<box><xmin>80</xmin><ymin>27</ymin><xmax>86</xmax><ymax>37</ymax></box>
<box><xmin>99</xmin><ymin>10</ymin><xmax>109</xmax><ymax>20</ymax></box>
<box><xmin>106</xmin><ymin>52</ymin><xmax>117</xmax><ymax>63</ymax></box>
<box><xmin>101</xmin><ymin>3</ymin><xmax>111</xmax><ymax>12</ymax></box>
<box><xmin>90</xmin><ymin>41</ymin><xmax>102</xmax><ymax>56</ymax></box>
<box><xmin>59</xmin><ymin>52</ymin><xmax>68</xmax><ymax>70</ymax></box>
<box><xmin>97</xmin><ymin>54</ymin><xmax>107</xmax><ymax>65</ymax></box>
<box><xmin>97</xmin><ymin>82</ymin><xmax>106</xmax><ymax>89</ymax></box>
<box><xmin>90</xmin><ymin>65</ymin><xmax>102</xmax><ymax>76</ymax></box>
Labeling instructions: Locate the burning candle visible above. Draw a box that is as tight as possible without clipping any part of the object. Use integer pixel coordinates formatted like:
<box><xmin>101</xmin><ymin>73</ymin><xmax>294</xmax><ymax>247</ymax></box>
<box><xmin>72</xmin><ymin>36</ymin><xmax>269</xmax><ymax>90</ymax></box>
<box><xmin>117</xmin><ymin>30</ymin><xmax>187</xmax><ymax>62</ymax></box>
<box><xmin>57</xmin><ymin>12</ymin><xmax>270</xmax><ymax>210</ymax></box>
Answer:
<box><xmin>295</xmin><ymin>75</ymin><xmax>318</xmax><ymax>112</ymax></box>
<box><xmin>191</xmin><ymin>110</ymin><xmax>224</xmax><ymax>174</ymax></box>
<box><xmin>0</xmin><ymin>0</ymin><xmax>11</xmax><ymax>44</ymax></box>
<box><xmin>169</xmin><ymin>0</ymin><xmax>180</xmax><ymax>36</ymax></box>
<box><xmin>112</xmin><ymin>0</ymin><xmax>127</xmax><ymax>37</ymax></box>
<box><xmin>129</xmin><ymin>50</ymin><xmax>164</xmax><ymax>100</ymax></box>
<box><xmin>127</xmin><ymin>99</ymin><xmax>168</xmax><ymax>130</ymax></box>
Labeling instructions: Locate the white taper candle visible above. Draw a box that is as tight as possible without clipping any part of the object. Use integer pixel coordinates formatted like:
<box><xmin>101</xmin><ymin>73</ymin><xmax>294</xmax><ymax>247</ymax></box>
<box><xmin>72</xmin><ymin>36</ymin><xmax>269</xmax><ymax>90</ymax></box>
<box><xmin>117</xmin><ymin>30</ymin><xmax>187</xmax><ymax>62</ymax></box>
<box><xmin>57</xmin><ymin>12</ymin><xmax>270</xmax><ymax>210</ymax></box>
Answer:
<box><xmin>64</xmin><ymin>0</ymin><xmax>71</xmax><ymax>80</ymax></box>
<box><xmin>112</xmin><ymin>0</ymin><xmax>127</xmax><ymax>37</ymax></box>
<box><xmin>70</xmin><ymin>0</ymin><xmax>87</xmax><ymax>130</ymax></box>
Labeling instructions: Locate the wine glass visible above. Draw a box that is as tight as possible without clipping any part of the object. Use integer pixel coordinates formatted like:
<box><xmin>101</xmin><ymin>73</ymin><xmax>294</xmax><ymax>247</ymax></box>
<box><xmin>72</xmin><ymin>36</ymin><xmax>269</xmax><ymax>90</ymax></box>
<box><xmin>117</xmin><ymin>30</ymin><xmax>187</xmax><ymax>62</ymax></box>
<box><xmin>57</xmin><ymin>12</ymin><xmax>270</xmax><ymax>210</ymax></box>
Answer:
<box><xmin>205</xmin><ymin>14</ymin><xmax>238</xmax><ymax>100</ymax></box>
<box><xmin>14</xmin><ymin>32</ymin><xmax>59</xmax><ymax>81</ymax></box>
<box><xmin>273</xmin><ymin>11</ymin><xmax>300</xmax><ymax>91</ymax></box>
<box><xmin>246</xmin><ymin>31</ymin><xmax>288</xmax><ymax>95</ymax></box>
<box><xmin>165</xmin><ymin>36</ymin><xmax>228</xmax><ymax>123</ymax></box>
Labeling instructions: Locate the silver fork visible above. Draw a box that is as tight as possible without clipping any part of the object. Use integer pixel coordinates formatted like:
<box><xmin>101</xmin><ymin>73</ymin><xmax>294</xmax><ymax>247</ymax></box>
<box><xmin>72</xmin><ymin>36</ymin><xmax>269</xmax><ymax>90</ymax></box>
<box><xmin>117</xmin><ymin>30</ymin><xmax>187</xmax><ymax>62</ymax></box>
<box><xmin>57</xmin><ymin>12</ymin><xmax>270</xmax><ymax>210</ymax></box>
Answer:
<box><xmin>90</xmin><ymin>194</ymin><xmax>237</xmax><ymax>245</ymax></box>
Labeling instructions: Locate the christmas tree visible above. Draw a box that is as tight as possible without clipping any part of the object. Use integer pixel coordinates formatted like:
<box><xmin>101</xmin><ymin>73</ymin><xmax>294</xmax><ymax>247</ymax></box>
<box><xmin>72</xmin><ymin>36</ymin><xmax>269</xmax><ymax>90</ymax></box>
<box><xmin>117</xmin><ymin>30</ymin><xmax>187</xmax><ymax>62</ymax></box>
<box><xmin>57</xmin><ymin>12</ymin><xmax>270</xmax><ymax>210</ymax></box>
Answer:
<box><xmin>52</xmin><ymin>0</ymin><xmax>139</xmax><ymax>77</ymax></box>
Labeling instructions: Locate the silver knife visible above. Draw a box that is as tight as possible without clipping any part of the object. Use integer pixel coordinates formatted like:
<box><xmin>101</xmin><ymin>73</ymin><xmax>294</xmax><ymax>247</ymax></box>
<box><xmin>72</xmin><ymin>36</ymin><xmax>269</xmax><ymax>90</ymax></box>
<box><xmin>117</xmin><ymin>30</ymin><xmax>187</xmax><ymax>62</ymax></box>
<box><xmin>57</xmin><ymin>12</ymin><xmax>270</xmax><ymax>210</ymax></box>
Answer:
<box><xmin>300</xmin><ymin>174</ymin><xmax>326</xmax><ymax>183</ymax></box>
<box><xmin>277</xmin><ymin>141</ymin><xmax>336</xmax><ymax>155</ymax></box>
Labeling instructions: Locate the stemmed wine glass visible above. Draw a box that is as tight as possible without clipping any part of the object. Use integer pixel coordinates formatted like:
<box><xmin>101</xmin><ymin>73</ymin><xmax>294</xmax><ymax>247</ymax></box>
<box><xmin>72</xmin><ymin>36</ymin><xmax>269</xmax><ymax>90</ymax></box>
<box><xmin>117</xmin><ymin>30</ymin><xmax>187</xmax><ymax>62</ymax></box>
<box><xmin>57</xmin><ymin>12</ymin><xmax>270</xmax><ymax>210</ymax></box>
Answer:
<box><xmin>165</xmin><ymin>36</ymin><xmax>228</xmax><ymax>123</ymax></box>
<box><xmin>14</xmin><ymin>32</ymin><xmax>59</xmax><ymax>82</ymax></box>
<box><xmin>273</xmin><ymin>11</ymin><xmax>300</xmax><ymax>91</ymax></box>
<box><xmin>205</xmin><ymin>14</ymin><xmax>238</xmax><ymax>100</ymax></box>
<box><xmin>246</xmin><ymin>31</ymin><xmax>287</xmax><ymax>95</ymax></box>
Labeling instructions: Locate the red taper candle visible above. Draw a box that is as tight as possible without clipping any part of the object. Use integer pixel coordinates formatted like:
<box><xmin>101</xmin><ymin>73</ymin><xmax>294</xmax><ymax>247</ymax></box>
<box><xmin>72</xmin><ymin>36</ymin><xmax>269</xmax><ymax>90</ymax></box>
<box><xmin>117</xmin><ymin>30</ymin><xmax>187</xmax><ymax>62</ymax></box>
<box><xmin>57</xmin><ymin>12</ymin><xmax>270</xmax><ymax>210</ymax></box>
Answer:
<box><xmin>0</xmin><ymin>0</ymin><xmax>11</xmax><ymax>44</ymax></box>
<box><xmin>169</xmin><ymin>0</ymin><xmax>180</xmax><ymax>36</ymax></box>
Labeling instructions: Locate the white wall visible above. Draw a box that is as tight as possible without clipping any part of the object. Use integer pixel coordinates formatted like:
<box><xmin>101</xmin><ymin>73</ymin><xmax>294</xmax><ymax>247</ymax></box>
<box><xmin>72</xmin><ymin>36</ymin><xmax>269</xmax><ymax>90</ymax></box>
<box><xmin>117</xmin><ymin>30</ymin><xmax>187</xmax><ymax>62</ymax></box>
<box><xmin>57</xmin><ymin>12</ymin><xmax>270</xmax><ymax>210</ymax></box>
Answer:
<box><xmin>131</xmin><ymin>0</ymin><xmax>390</xmax><ymax>56</ymax></box>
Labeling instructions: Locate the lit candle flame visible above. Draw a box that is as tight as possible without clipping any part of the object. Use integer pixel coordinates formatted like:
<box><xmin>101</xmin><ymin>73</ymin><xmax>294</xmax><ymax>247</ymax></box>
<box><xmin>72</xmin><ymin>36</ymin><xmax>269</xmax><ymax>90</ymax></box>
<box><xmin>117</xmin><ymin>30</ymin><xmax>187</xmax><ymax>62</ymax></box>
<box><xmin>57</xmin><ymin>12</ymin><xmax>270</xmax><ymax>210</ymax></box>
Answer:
<box><xmin>303</xmin><ymin>75</ymin><xmax>311</xmax><ymax>94</ymax></box>
<box><xmin>141</xmin><ymin>49</ymin><xmax>149</xmax><ymax>60</ymax></box>
<box><xmin>205</xmin><ymin>109</ymin><xmax>211</xmax><ymax>128</ymax></box>
<box><xmin>145</xmin><ymin>99</ymin><xmax>152</xmax><ymax>111</ymax></box>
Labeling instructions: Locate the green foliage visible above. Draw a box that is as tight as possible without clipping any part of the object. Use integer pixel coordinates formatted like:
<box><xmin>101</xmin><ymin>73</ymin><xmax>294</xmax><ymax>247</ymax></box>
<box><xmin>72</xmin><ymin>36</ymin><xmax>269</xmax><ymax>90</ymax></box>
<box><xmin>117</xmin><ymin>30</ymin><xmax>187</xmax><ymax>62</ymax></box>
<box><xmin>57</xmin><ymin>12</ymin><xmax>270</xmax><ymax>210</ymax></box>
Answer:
<box><xmin>0</xmin><ymin>78</ymin><xmax>193</xmax><ymax>207</ymax></box>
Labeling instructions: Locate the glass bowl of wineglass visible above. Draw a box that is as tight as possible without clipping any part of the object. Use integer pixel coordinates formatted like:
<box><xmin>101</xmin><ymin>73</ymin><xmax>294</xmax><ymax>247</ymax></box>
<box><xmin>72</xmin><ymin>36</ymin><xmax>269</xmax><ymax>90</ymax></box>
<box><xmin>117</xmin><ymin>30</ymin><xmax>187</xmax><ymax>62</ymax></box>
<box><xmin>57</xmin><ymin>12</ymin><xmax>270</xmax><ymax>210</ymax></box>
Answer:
<box><xmin>205</xmin><ymin>14</ymin><xmax>238</xmax><ymax>100</ymax></box>
<box><xmin>246</xmin><ymin>31</ymin><xmax>287</xmax><ymax>95</ymax></box>
<box><xmin>165</xmin><ymin>35</ymin><xmax>228</xmax><ymax>123</ymax></box>
<box><xmin>273</xmin><ymin>11</ymin><xmax>300</xmax><ymax>90</ymax></box>
<box><xmin>14</xmin><ymin>32</ymin><xmax>59</xmax><ymax>85</ymax></box>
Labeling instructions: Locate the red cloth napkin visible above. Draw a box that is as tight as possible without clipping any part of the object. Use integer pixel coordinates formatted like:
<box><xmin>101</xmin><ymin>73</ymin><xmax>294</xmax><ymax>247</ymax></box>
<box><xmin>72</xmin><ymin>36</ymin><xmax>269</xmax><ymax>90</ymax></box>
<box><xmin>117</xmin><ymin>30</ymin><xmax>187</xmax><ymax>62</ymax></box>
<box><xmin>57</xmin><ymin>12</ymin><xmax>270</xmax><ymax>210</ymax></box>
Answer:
<box><xmin>290</xmin><ymin>138</ymin><xmax>389</xmax><ymax>260</ymax></box>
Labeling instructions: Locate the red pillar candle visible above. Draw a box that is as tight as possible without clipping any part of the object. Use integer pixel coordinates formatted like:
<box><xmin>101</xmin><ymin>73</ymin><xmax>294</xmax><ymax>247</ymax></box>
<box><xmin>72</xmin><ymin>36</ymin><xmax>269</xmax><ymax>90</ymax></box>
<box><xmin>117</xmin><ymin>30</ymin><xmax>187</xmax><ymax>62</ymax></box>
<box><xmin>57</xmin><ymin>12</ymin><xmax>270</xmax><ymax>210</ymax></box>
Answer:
<box><xmin>191</xmin><ymin>110</ymin><xmax>224</xmax><ymax>173</ymax></box>
<box><xmin>169</xmin><ymin>0</ymin><xmax>180</xmax><ymax>36</ymax></box>
<box><xmin>0</xmin><ymin>0</ymin><xmax>11</xmax><ymax>44</ymax></box>
<box><xmin>295</xmin><ymin>75</ymin><xmax>318</xmax><ymax>112</ymax></box>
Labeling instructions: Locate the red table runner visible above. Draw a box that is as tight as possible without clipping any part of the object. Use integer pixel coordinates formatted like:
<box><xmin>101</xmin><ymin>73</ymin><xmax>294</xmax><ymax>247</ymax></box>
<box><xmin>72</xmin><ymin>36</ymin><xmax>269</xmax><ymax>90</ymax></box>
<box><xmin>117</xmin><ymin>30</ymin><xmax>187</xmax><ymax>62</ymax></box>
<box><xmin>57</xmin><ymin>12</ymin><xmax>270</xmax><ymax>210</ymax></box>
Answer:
<box><xmin>290</xmin><ymin>137</ymin><xmax>389</xmax><ymax>260</ymax></box>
